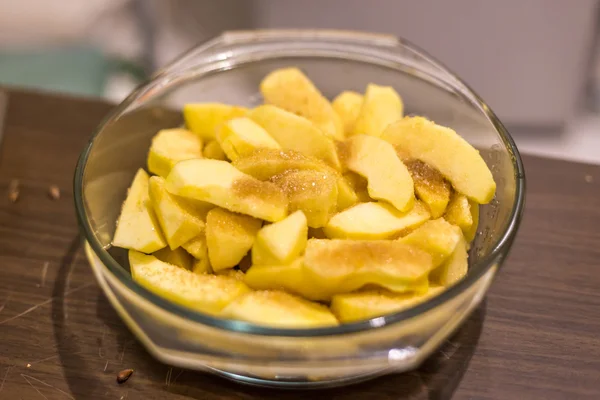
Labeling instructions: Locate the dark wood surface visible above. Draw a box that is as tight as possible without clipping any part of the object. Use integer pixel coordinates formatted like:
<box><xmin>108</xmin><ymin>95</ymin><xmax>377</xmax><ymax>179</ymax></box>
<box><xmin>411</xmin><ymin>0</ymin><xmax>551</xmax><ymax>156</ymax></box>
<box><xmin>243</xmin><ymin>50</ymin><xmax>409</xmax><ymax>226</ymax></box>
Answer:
<box><xmin>0</xmin><ymin>89</ymin><xmax>599</xmax><ymax>400</ymax></box>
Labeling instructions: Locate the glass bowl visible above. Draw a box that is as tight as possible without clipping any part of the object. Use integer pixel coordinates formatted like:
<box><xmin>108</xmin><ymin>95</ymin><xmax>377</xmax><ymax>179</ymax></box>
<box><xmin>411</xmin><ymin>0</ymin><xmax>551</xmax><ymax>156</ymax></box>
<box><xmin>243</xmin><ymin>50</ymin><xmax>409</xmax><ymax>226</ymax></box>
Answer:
<box><xmin>74</xmin><ymin>30</ymin><xmax>525</xmax><ymax>389</ymax></box>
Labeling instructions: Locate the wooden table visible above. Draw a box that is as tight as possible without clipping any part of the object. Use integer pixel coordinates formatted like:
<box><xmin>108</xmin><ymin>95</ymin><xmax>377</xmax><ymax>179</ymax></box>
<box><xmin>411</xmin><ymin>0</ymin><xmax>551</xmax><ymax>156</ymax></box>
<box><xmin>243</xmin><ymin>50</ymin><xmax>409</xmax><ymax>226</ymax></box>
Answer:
<box><xmin>0</xmin><ymin>89</ymin><xmax>599</xmax><ymax>400</ymax></box>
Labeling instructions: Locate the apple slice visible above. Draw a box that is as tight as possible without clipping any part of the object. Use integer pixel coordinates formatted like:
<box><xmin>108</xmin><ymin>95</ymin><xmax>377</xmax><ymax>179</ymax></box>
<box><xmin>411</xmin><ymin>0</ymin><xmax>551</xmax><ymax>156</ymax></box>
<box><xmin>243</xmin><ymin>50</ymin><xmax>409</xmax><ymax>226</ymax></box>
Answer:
<box><xmin>324</xmin><ymin>201</ymin><xmax>430</xmax><ymax>240</ymax></box>
<box><xmin>183</xmin><ymin>103</ymin><xmax>248</xmax><ymax>140</ymax></box>
<box><xmin>304</xmin><ymin>239</ymin><xmax>433</xmax><ymax>294</ymax></box>
<box><xmin>335</xmin><ymin>175</ymin><xmax>359</xmax><ymax>211</ymax></box>
<box><xmin>352</xmin><ymin>84</ymin><xmax>403</xmax><ymax>137</ymax></box>
<box><xmin>221</xmin><ymin>290</ymin><xmax>339</xmax><ymax>328</ymax></box>
<box><xmin>431</xmin><ymin>234</ymin><xmax>468</xmax><ymax>286</ymax></box>
<box><xmin>398</xmin><ymin>218</ymin><xmax>462</xmax><ymax>267</ymax></box>
<box><xmin>260</xmin><ymin>67</ymin><xmax>343</xmax><ymax>140</ymax></box>
<box><xmin>181</xmin><ymin>235</ymin><xmax>212</xmax><ymax>274</ymax></box>
<box><xmin>206</xmin><ymin>208</ymin><xmax>262</xmax><ymax>271</ymax></box>
<box><xmin>147</xmin><ymin>128</ymin><xmax>203</xmax><ymax>178</ymax></box>
<box><xmin>342</xmin><ymin>134</ymin><xmax>414</xmax><ymax>212</ymax></box>
<box><xmin>166</xmin><ymin>159</ymin><xmax>288</xmax><ymax>222</ymax></box>
<box><xmin>153</xmin><ymin>246</ymin><xmax>193</xmax><ymax>271</ymax></box>
<box><xmin>249</xmin><ymin>105</ymin><xmax>341</xmax><ymax>169</ymax></box>
<box><xmin>444</xmin><ymin>192</ymin><xmax>474</xmax><ymax>235</ymax></box>
<box><xmin>270</xmin><ymin>169</ymin><xmax>338</xmax><ymax>228</ymax></box>
<box><xmin>332</xmin><ymin>91</ymin><xmax>363</xmax><ymax>134</ymax></box>
<box><xmin>216</xmin><ymin>117</ymin><xmax>280</xmax><ymax>161</ymax></box>
<box><xmin>381</xmin><ymin>116</ymin><xmax>496</xmax><ymax>204</ymax></box>
<box><xmin>148</xmin><ymin>176</ymin><xmax>208</xmax><ymax>250</ymax></box>
<box><xmin>252</xmin><ymin>210</ymin><xmax>308</xmax><ymax>265</ymax></box>
<box><xmin>331</xmin><ymin>287</ymin><xmax>444</xmax><ymax>323</ymax></box>
<box><xmin>464</xmin><ymin>200</ymin><xmax>479</xmax><ymax>243</ymax></box>
<box><xmin>203</xmin><ymin>140</ymin><xmax>227</xmax><ymax>160</ymax></box>
<box><xmin>405</xmin><ymin>159</ymin><xmax>451</xmax><ymax>218</ymax></box>
<box><xmin>129</xmin><ymin>250</ymin><xmax>250</xmax><ymax>315</ymax></box>
<box><xmin>113</xmin><ymin>169</ymin><xmax>166</xmax><ymax>253</ymax></box>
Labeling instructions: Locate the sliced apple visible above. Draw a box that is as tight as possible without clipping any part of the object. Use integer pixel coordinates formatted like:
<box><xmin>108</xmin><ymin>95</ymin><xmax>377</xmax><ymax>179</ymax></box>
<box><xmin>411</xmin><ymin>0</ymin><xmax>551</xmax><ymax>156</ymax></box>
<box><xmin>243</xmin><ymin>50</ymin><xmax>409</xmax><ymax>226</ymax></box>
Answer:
<box><xmin>343</xmin><ymin>134</ymin><xmax>414</xmax><ymax>212</ymax></box>
<box><xmin>216</xmin><ymin>117</ymin><xmax>280</xmax><ymax>161</ymax></box>
<box><xmin>335</xmin><ymin>175</ymin><xmax>359</xmax><ymax>211</ymax></box>
<box><xmin>444</xmin><ymin>192</ymin><xmax>474</xmax><ymax>235</ymax></box>
<box><xmin>221</xmin><ymin>290</ymin><xmax>339</xmax><ymax>328</ymax></box>
<box><xmin>249</xmin><ymin>105</ymin><xmax>341</xmax><ymax>169</ymax></box>
<box><xmin>206</xmin><ymin>208</ymin><xmax>262</xmax><ymax>271</ymax></box>
<box><xmin>343</xmin><ymin>172</ymin><xmax>371</xmax><ymax>202</ymax></box>
<box><xmin>113</xmin><ymin>169</ymin><xmax>166</xmax><ymax>253</ymax></box>
<box><xmin>464</xmin><ymin>200</ymin><xmax>479</xmax><ymax>243</ymax></box>
<box><xmin>332</xmin><ymin>91</ymin><xmax>363</xmax><ymax>134</ymax></box>
<box><xmin>182</xmin><ymin>235</ymin><xmax>212</xmax><ymax>274</ymax></box>
<box><xmin>381</xmin><ymin>116</ymin><xmax>496</xmax><ymax>204</ymax></box>
<box><xmin>153</xmin><ymin>246</ymin><xmax>193</xmax><ymax>271</ymax></box>
<box><xmin>216</xmin><ymin>269</ymin><xmax>245</xmax><ymax>281</ymax></box>
<box><xmin>129</xmin><ymin>250</ymin><xmax>250</xmax><ymax>315</ymax></box>
<box><xmin>405</xmin><ymin>159</ymin><xmax>451</xmax><ymax>218</ymax></box>
<box><xmin>398</xmin><ymin>218</ymin><xmax>462</xmax><ymax>267</ymax></box>
<box><xmin>330</xmin><ymin>287</ymin><xmax>445</xmax><ymax>323</ymax></box>
<box><xmin>270</xmin><ymin>169</ymin><xmax>338</xmax><ymax>228</ymax></box>
<box><xmin>183</xmin><ymin>103</ymin><xmax>248</xmax><ymax>140</ymax></box>
<box><xmin>166</xmin><ymin>159</ymin><xmax>288</xmax><ymax>222</ymax></box>
<box><xmin>304</xmin><ymin>239</ymin><xmax>433</xmax><ymax>294</ymax></box>
<box><xmin>252</xmin><ymin>210</ymin><xmax>308</xmax><ymax>265</ymax></box>
<box><xmin>147</xmin><ymin>128</ymin><xmax>203</xmax><ymax>178</ymax></box>
<box><xmin>430</xmin><ymin>234</ymin><xmax>468</xmax><ymax>286</ymax></box>
<box><xmin>203</xmin><ymin>140</ymin><xmax>227</xmax><ymax>161</ymax></box>
<box><xmin>324</xmin><ymin>201</ymin><xmax>430</xmax><ymax>240</ymax></box>
<box><xmin>352</xmin><ymin>84</ymin><xmax>403</xmax><ymax>137</ymax></box>
<box><xmin>260</xmin><ymin>67</ymin><xmax>343</xmax><ymax>140</ymax></box>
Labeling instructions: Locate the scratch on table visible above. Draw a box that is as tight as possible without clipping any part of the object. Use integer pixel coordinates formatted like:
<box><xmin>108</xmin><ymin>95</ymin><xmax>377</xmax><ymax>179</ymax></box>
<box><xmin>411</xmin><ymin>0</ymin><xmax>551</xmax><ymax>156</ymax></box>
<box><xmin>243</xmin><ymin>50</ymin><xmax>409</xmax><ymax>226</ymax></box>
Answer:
<box><xmin>40</xmin><ymin>262</ymin><xmax>50</xmax><ymax>287</ymax></box>
<box><xmin>103</xmin><ymin>360</ymin><xmax>109</xmax><ymax>372</ymax></box>
<box><xmin>165</xmin><ymin>367</ymin><xmax>173</xmax><ymax>387</ymax></box>
<box><xmin>0</xmin><ymin>365</ymin><xmax>13</xmax><ymax>394</ymax></box>
<box><xmin>29</xmin><ymin>355</ymin><xmax>58</xmax><ymax>365</ymax></box>
<box><xmin>21</xmin><ymin>374</ymin><xmax>74</xmax><ymax>400</ymax></box>
<box><xmin>172</xmin><ymin>369</ymin><xmax>184</xmax><ymax>385</ymax></box>
<box><xmin>21</xmin><ymin>374</ymin><xmax>49</xmax><ymax>400</ymax></box>
<box><xmin>0</xmin><ymin>283</ymin><xmax>93</xmax><ymax>325</ymax></box>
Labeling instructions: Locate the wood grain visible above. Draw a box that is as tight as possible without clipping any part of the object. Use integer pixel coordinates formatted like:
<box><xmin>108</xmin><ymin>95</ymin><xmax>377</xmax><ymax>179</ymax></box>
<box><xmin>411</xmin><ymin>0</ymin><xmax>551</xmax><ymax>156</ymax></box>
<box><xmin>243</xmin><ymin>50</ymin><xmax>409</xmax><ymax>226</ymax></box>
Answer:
<box><xmin>0</xmin><ymin>89</ymin><xmax>599</xmax><ymax>399</ymax></box>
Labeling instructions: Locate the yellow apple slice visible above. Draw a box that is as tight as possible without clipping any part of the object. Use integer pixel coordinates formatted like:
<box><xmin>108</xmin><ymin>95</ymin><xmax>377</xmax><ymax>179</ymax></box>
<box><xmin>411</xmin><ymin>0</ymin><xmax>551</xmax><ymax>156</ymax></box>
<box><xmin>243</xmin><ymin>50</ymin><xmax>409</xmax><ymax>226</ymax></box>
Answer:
<box><xmin>343</xmin><ymin>134</ymin><xmax>414</xmax><ymax>212</ymax></box>
<box><xmin>113</xmin><ymin>169</ymin><xmax>166</xmax><ymax>253</ymax></box>
<box><xmin>244</xmin><ymin>258</ymin><xmax>332</xmax><ymax>301</ymax></box>
<box><xmin>216</xmin><ymin>117</ymin><xmax>280</xmax><ymax>161</ymax></box>
<box><xmin>270</xmin><ymin>169</ymin><xmax>338</xmax><ymax>228</ymax></box>
<box><xmin>398</xmin><ymin>218</ymin><xmax>462</xmax><ymax>267</ymax></box>
<box><xmin>352</xmin><ymin>84</ymin><xmax>403</xmax><ymax>137</ymax></box>
<box><xmin>252</xmin><ymin>210</ymin><xmax>308</xmax><ymax>265</ymax></box>
<box><xmin>464</xmin><ymin>200</ymin><xmax>479</xmax><ymax>243</ymax></box>
<box><xmin>166</xmin><ymin>159</ymin><xmax>288</xmax><ymax>222</ymax></box>
<box><xmin>330</xmin><ymin>287</ymin><xmax>445</xmax><ymax>323</ymax></box>
<box><xmin>249</xmin><ymin>105</ymin><xmax>341</xmax><ymax>169</ymax></box>
<box><xmin>332</xmin><ymin>91</ymin><xmax>363</xmax><ymax>134</ymax></box>
<box><xmin>129</xmin><ymin>250</ymin><xmax>250</xmax><ymax>315</ymax></box>
<box><xmin>343</xmin><ymin>172</ymin><xmax>371</xmax><ymax>202</ymax></box>
<box><xmin>444</xmin><ymin>192</ymin><xmax>474</xmax><ymax>235</ymax></box>
<box><xmin>260</xmin><ymin>67</ymin><xmax>343</xmax><ymax>140</ymax></box>
<box><xmin>381</xmin><ymin>116</ymin><xmax>496</xmax><ymax>204</ymax></box>
<box><xmin>405</xmin><ymin>159</ymin><xmax>451</xmax><ymax>218</ymax></box>
<box><xmin>148</xmin><ymin>176</ymin><xmax>207</xmax><ymax>250</ymax></box>
<box><xmin>216</xmin><ymin>269</ymin><xmax>245</xmax><ymax>281</ymax></box>
<box><xmin>335</xmin><ymin>175</ymin><xmax>359</xmax><ymax>211</ymax></box>
<box><xmin>153</xmin><ymin>246</ymin><xmax>193</xmax><ymax>271</ymax></box>
<box><xmin>147</xmin><ymin>128</ymin><xmax>203</xmax><ymax>178</ymax></box>
<box><xmin>324</xmin><ymin>201</ymin><xmax>430</xmax><ymax>240</ymax></box>
<box><xmin>183</xmin><ymin>103</ymin><xmax>248</xmax><ymax>140</ymax></box>
<box><xmin>221</xmin><ymin>290</ymin><xmax>339</xmax><ymax>328</ymax></box>
<box><xmin>206</xmin><ymin>208</ymin><xmax>262</xmax><ymax>271</ymax></box>
<box><xmin>304</xmin><ymin>239</ymin><xmax>433</xmax><ymax>294</ymax></box>
<box><xmin>431</xmin><ymin>234</ymin><xmax>468</xmax><ymax>286</ymax></box>
<box><xmin>203</xmin><ymin>140</ymin><xmax>227</xmax><ymax>160</ymax></box>
<box><xmin>182</xmin><ymin>235</ymin><xmax>212</xmax><ymax>274</ymax></box>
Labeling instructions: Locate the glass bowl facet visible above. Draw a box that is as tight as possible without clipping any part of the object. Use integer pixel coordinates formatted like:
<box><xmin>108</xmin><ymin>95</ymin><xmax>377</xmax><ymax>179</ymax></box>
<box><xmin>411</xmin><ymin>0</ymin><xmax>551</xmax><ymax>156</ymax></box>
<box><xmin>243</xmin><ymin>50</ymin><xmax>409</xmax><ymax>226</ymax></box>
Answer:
<box><xmin>74</xmin><ymin>30</ymin><xmax>525</xmax><ymax>387</ymax></box>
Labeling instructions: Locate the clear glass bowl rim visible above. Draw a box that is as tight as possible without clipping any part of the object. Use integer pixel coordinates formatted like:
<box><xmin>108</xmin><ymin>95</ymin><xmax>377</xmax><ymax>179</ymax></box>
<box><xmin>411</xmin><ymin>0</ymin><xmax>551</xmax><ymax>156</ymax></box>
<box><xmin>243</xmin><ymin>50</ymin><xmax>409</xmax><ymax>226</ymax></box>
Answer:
<box><xmin>73</xmin><ymin>29</ymin><xmax>526</xmax><ymax>338</ymax></box>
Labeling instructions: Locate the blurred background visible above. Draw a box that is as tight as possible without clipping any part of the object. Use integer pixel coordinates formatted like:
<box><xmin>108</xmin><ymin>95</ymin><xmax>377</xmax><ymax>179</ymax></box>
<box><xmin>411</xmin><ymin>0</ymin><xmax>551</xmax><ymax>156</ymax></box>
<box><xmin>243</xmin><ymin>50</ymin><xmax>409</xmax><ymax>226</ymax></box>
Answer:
<box><xmin>1</xmin><ymin>0</ymin><xmax>599</xmax><ymax>163</ymax></box>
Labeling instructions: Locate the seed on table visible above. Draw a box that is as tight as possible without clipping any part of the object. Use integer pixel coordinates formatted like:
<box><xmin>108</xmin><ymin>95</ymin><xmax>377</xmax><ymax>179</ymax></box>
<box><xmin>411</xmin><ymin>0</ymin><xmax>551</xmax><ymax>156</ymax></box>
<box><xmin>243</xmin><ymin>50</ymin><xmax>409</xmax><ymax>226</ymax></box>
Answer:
<box><xmin>116</xmin><ymin>368</ymin><xmax>134</xmax><ymax>384</ymax></box>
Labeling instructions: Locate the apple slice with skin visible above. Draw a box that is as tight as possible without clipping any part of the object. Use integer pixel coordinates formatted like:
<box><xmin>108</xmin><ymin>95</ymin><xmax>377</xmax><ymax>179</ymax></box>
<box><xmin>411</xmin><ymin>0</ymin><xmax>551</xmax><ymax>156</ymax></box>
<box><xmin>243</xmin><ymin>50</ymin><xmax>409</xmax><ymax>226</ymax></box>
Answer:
<box><xmin>249</xmin><ymin>105</ymin><xmax>341</xmax><ymax>170</ymax></box>
<box><xmin>405</xmin><ymin>159</ymin><xmax>451</xmax><ymax>218</ymax></box>
<box><xmin>332</xmin><ymin>90</ymin><xmax>363</xmax><ymax>134</ymax></box>
<box><xmin>352</xmin><ymin>84</ymin><xmax>403</xmax><ymax>137</ymax></box>
<box><xmin>166</xmin><ymin>159</ymin><xmax>288</xmax><ymax>222</ymax></box>
<box><xmin>153</xmin><ymin>246</ymin><xmax>193</xmax><ymax>271</ymax></box>
<box><xmin>341</xmin><ymin>134</ymin><xmax>414</xmax><ymax>212</ymax></box>
<box><xmin>205</xmin><ymin>208</ymin><xmax>262</xmax><ymax>271</ymax></box>
<box><xmin>129</xmin><ymin>250</ymin><xmax>250</xmax><ymax>315</ymax></box>
<box><xmin>324</xmin><ymin>201</ymin><xmax>430</xmax><ymax>240</ymax></box>
<box><xmin>113</xmin><ymin>169</ymin><xmax>166</xmax><ymax>253</ymax></box>
<box><xmin>183</xmin><ymin>103</ymin><xmax>248</xmax><ymax>140</ymax></box>
<box><xmin>398</xmin><ymin>218</ymin><xmax>462</xmax><ymax>267</ymax></box>
<box><xmin>221</xmin><ymin>290</ymin><xmax>339</xmax><ymax>328</ymax></box>
<box><xmin>147</xmin><ymin>128</ymin><xmax>203</xmax><ymax>178</ymax></box>
<box><xmin>252</xmin><ymin>210</ymin><xmax>308</xmax><ymax>265</ymax></box>
<box><xmin>381</xmin><ymin>116</ymin><xmax>496</xmax><ymax>204</ymax></box>
<box><xmin>216</xmin><ymin>117</ymin><xmax>280</xmax><ymax>161</ymax></box>
<box><xmin>260</xmin><ymin>67</ymin><xmax>343</xmax><ymax>140</ymax></box>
